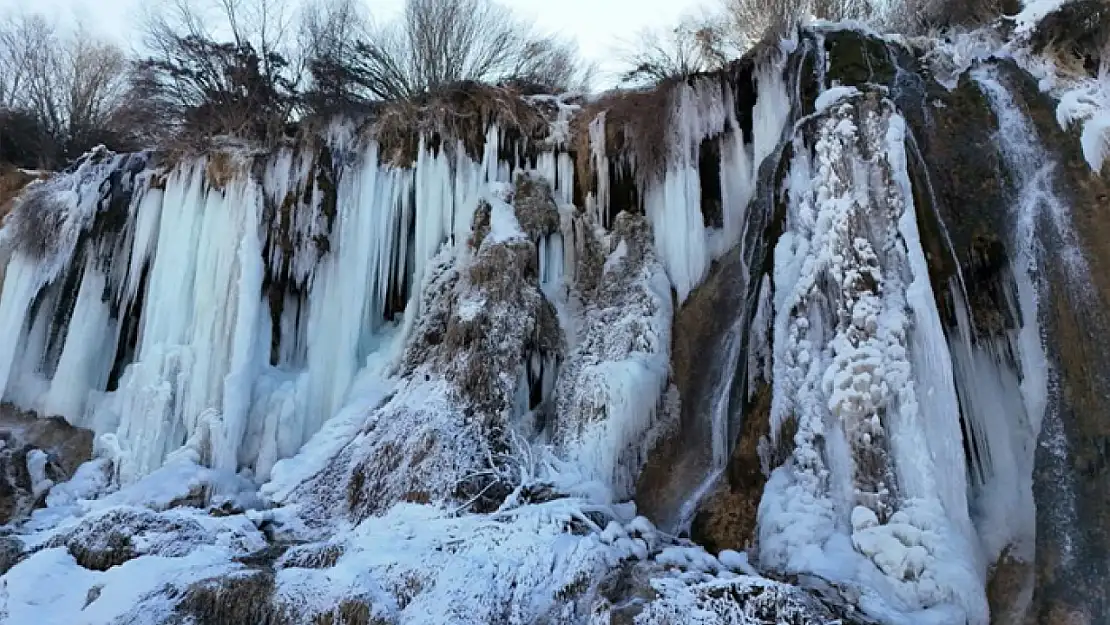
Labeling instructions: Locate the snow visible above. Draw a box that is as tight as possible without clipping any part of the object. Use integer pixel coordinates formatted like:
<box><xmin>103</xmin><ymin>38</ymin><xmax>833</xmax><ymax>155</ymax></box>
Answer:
<box><xmin>1012</xmin><ymin>0</ymin><xmax>1071</xmax><ymax>36</ymax></box>
<box><xmin>633</xmin><ymin>575</ymin><xmax>834</xmax><ymax>625</ymax></box>
<box><xmin>815</xmin><ymin>86</ymin><xmax>862</xmax><ymax>113</ymax></box>
<box><xmin>1080</xmin><ymin>112</ymin><xmax>1110</xmax><ymax>173</ymax></box>
<box><xmin>1</xmin><ymin>544</ymin><xmax>242</xmax><ymax>625</ymax></box>
<box><xmin>27</xmin><ymin>449</ymin><xmax>53</xmax><ymax>498</ymax></box>
<box><xmin>261</xmin><ymin>360</ymin><xmax>394</xmax><ymax>505</ymax></box>
<box><xmin>273</xmin><ymin>501</ymin><xmax>617</xmax><ymax>624</ymax></box>
<box><xmin>718</xmin><ymin>549</ymin><xmax>760</xmax><ymax>576</ymax></box>
<box><xmin>486</xmin><ymin>192</ymin><xmax>528</xmax><ymax>243</ymax></box>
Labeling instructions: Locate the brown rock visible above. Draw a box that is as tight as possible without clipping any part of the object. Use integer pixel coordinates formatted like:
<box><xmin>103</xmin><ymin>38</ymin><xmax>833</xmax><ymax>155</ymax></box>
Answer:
<box><xmin>0</xmin><ymin>404</ymin><xmax>93</xmax><ymax>525</ymax></box>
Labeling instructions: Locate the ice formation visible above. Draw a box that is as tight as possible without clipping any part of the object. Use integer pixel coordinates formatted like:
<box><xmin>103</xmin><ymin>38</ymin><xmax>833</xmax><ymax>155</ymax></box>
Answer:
<box><xmin>760</xmin><ymin>91</ymin><xmax>987</xmax><ymax>623</ymax></box>
<box><xmin>587</xmin><ymin>58</ymin><xmax>790</xmax><ymax>304</ymax></box>
<box><xmin>0</xmin><ymin>131</ymin><xmax>527</xmax><ymax>486</ymax></box>
<box><xmin>2</xmin><ymin>9</ymin><xmax>1104</xmax><ymax>624</ymax></box>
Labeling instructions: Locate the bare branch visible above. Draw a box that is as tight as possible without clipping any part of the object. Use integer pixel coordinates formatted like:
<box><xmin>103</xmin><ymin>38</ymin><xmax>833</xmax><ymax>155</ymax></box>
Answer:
<box><xmin>310</xmin><ymin>0</ymin><xmax>592</xmax><ymax>107</ymax></box>
<box><xmin>616</xmin><ymin>20</ymin><xmax>728</xmax><ymax>86</ymax></box>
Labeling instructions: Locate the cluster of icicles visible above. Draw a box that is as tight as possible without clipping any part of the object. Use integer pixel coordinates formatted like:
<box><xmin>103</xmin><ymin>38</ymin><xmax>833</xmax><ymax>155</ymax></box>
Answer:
<box><xmin>0</xmin><ymin>55</ymin><xmax>791</xmax><ymax>493</ymax></box>
<box><xmin>0</xmin><ymin>131</ymin><xmax>569</xmax><ymax>486</ymax></box>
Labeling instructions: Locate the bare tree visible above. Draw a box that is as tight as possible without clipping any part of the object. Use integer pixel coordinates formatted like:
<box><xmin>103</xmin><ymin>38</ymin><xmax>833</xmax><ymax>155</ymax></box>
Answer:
<box><xmin>134</xmin><ymin>0</ymin><xmax>301</xmax><ymax>144</ymax></box>
<box><xmin>0</xmin><ymin>12</ymin><xmax>130</xmax><ymax>166</ymax></box>
<box><xmin>882</xmin><ymin>0</ymin><xmax>1009</xmax><ymax>34</ymax></box>
<box><xmin>719</xmin><ymin>0</ymin><xmax>876</xmax><ymax>49</ymax></box>
<box><xmin>617</xmin><ymin>19</ymin><xmax>737</xmax><ymax>86</ymax></box>
<box><xmin>334</xmin><ymin>0</ymin><xmax>591</xmax><ymax>103</ymax></box>
<box><xmin>0</xmin><ymin>13</ymin><xmax>53</xmax><ymax>110</ymax></box>
<box><xmin>299</xmin><ymin>0</ymin><xmax>373</xmax><ymax>114</ymax></box>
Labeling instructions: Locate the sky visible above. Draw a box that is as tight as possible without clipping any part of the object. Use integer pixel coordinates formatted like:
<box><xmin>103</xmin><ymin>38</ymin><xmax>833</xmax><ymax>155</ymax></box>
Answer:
<box><xmin>11</xmin><ymin>0</ymin><xmax>715</xmax><ymax>83</ymax></box>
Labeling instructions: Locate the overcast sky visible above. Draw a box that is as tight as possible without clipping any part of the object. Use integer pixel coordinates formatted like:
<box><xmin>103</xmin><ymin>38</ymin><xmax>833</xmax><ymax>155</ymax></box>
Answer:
<box><xmin>15</xmin><ymin>0</ymin><xmax>715</xmax><ymax>83</ymax></box>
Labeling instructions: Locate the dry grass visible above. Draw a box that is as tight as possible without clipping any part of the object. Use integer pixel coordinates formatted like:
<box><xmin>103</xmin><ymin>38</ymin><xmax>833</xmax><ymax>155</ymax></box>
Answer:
<box><xmin>278</xmin><ymin>543</ymin><xmax>345</xmax><ymax>570</ymax></box>
<box><xmin>1</xmin><ymin>175</ymin><xmax>64</xmax><ymax>260</ymax></box>
<box><xmin>511</xmin><ymin>174</ymin><xmax>560</xmax><ymax>241</ymax></box>
<box><xmin>888</xmin><ymin>0</ymin><xmax>1014</xmax><ymax>34</ymax></box>
<box><xmin>0</xmin><ymin>163</ymin><xmax>39</xmax><ymax>221</ymax></box>
<box><xmin>176</xmin><ymin>570</ymin><xmax>290</xmax><ymax>625</ymax></box>
<box><xmin>572</xmin><ymin>82</ymin><xmax>676</xmax><ymax>192</ymax></box>
<box><xmin>346</xmin><ymin>434</ymin><xmax>438</xmax><ymax>519</ymax></box>
<box><xmin>372</xmin><ymin>81</ymin><xmax>548</xmax><ymax>167</ymax></box>
<box><xmin>312</xmin><ymin>599</ymin><xmax>389</xmax><ymax>625</ymax></box>
<box><xmin>203</xmin><ymin>150</ymin><xmax>255</xmax><ymax>190</ymax></box>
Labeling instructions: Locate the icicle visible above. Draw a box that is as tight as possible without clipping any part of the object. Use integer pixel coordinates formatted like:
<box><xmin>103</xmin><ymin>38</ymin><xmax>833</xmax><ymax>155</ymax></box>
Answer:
<box><xmin>751</xmin><ymin>59</ymin><xmax>792</xmax><ymax>182</ymax></box>
<box><xmin>0</xmin><ymin>256</ymin><xmax>40</xmax><ymax>398</ymax></box>
<box><xmin>643</xmin><ymin>82</ymin><xmax>728</xmax><ymax>303</ymax></box>
<box><xmin>214</xmin><ymin>181</ymin><xmax>266</xmax><ymax>472</ymax></box>
<box><xmin>303</xmin><ymin>142</ymin><xmax>407</xmax><ymax>445</ymax></box>
<box><xmin>42</xmin><ymin>263</ymin><xmax>121</xmax><ymax>422</ymax></box>
<box><xmin>587</xmin><ymin>113</ymin><xmax>610</xmax><ymax>228</ymax></box>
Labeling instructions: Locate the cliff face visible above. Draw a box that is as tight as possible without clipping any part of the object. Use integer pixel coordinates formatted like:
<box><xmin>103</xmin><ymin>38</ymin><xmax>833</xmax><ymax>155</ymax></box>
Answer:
<box><xmin>1</xmin><ymin>5</ymin><xmax>1109</xmax><ymax>624</ymax></box>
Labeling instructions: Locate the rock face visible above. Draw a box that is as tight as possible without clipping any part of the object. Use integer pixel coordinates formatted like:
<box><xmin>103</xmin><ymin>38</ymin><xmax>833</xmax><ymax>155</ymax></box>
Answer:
<box><xmin>0</xmin><ymin>404</ymin><xmax>92</xmax><ymax>525</ymax></box>
<box><xmin>995</xmin><ymin>61</ymin><xmax>1110</xmax><ymax>625</ymax></box>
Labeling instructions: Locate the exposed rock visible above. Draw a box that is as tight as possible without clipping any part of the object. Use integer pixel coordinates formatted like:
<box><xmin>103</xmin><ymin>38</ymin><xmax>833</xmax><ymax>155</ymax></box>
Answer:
<box><xmin>986</xmin><ymin>547</ymin><xmax>1035</xmax><ymax>625</ymax></box>
<box><xmin>994</xmin><ymin>61</ymin><xmax>1110</xmax><ymax>625</ymax></box>
<box><xmin>636</xmin><ymin>242</ymin><xmax>750</xmax><ymax>534</ymax></box>
<box><xmin>824</xmin><ymin>29</ymin><xmax>897</xmax><ymax>89</ymax></box>
<box><xmin>46</xmin><ymin>507</ymin><xmax>211</xmax><ymax>571</ymax></box>
<box><xmin>1030</xmin><ymin>0</ymin><xmax>1110</xmax><ymax>77</ymax></box>
<box><xmin>0</xmin><ymin>535</ymin><xmax>24</xmax><ymax>575</ymax></box>
<box><xmin>511</xmin><ymin>173</ymin><xmax>561</xmax><ymax>241</ymax></box>
<box><xmin>690</xmin><ymin>382</ymin><xmax>772</xmax><ymax>554</ymax></box>
<box><xmin>592</xmin><ymin>561</ymin><xmax>664</xmax><ymax>624</ymax></box>
<box><xmin>0</xmin><ymin>405</ymin><xmax>93</xmax><ymax>525</ymax></box>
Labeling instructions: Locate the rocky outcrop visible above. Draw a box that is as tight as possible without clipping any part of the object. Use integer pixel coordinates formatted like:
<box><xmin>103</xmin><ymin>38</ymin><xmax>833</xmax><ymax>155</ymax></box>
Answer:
<box><xmin>294</xmin><ymin>179</ymin><xmax>565</xmax><ymax>522</ymax></box>
<box><xmin>44</xmin><ymin>506</ymin><xmax>261</xmax><ymax>571</ymax></box>
<box><xmin>992</xmin><ymin>60</ymin><xmax>1110</xmax><ymax>625</ymax></box>
<box><xmin>0</xmin><ymin>404</ymin><xmax>93</xmax><ymax>526</ymax></box>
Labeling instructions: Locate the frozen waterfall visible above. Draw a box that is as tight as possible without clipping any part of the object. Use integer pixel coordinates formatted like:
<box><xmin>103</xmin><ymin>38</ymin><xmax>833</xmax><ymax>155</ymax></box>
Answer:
<box><xmin>0</xmin><ymin>133</ymin><xmax>523</xmax><ymax>485</ymax></box>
